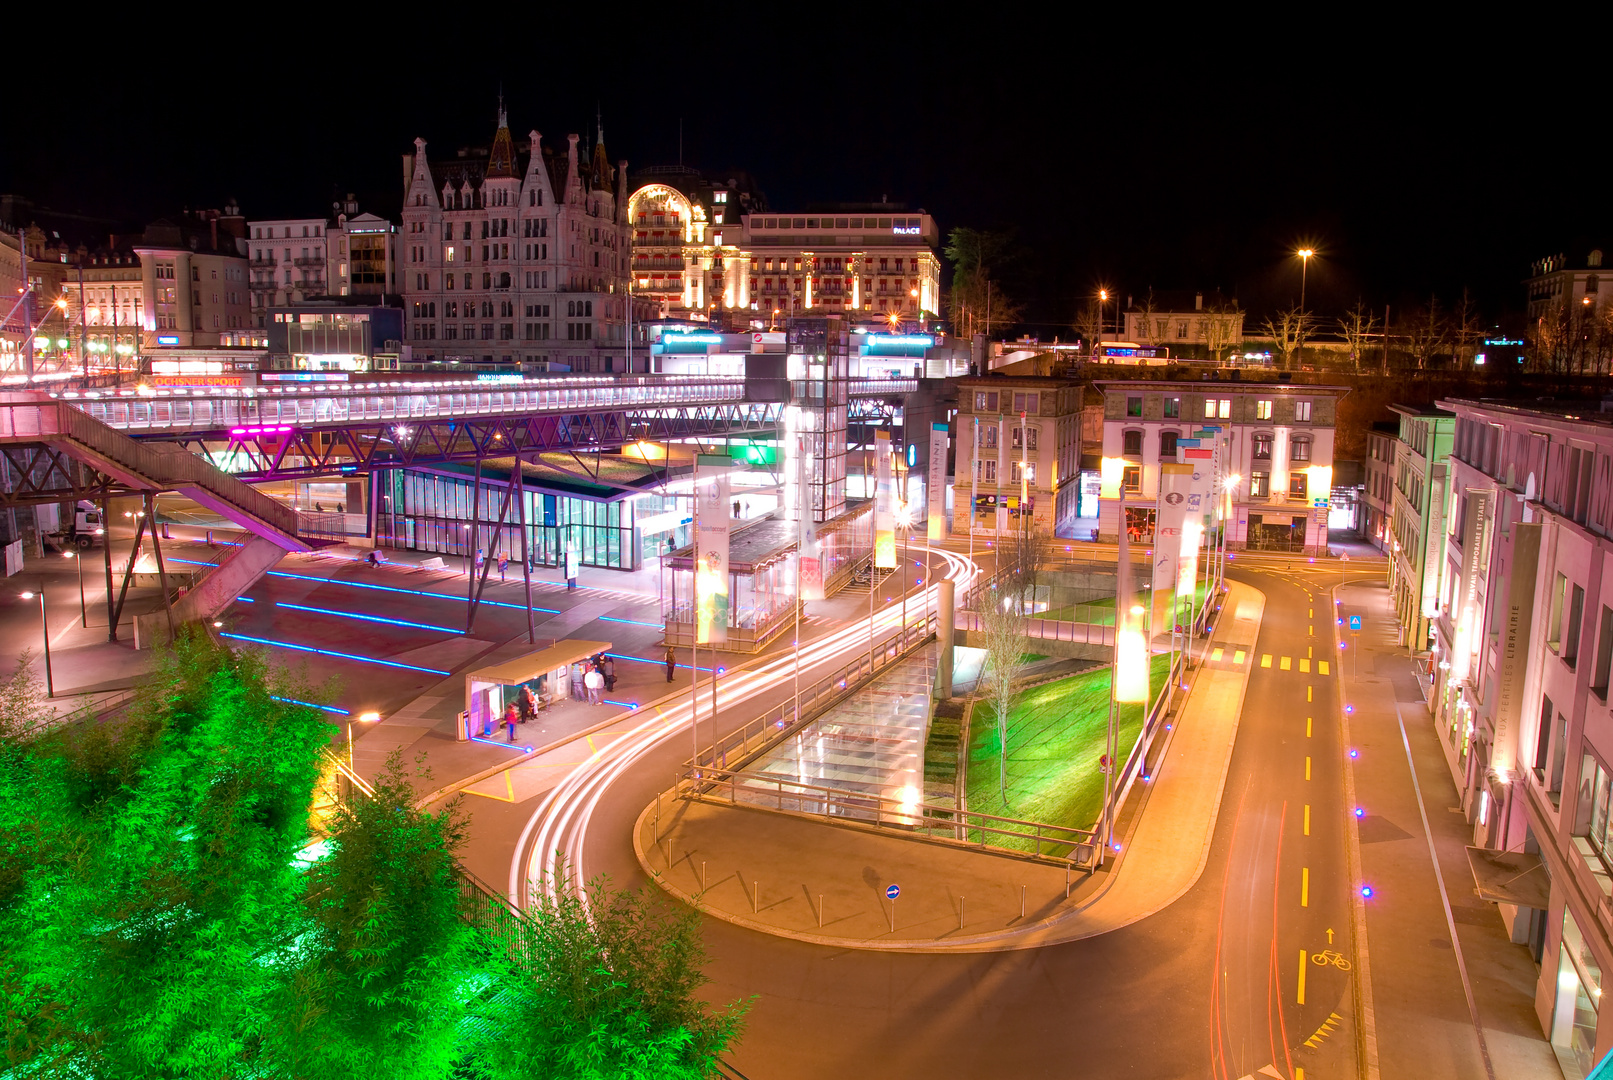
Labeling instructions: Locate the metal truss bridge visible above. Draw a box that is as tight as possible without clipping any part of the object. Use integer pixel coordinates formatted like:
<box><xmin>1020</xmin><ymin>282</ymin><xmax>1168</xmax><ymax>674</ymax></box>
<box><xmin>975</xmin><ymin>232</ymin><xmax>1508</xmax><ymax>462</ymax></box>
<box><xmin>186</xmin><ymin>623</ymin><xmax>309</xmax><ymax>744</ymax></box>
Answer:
<box><xmin>59</xmin><ymin>374</ymin><xmax>915</xmax><ymax>481</ymax></box>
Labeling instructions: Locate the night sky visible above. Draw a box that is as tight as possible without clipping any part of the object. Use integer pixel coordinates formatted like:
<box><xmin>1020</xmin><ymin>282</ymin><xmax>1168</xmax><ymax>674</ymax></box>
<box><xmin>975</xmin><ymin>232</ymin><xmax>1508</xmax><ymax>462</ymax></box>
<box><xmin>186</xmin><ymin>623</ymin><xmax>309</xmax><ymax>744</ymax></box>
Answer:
<box><xmin>6</xmin><ymin>20</ymin><xmax>1592</xmax><ymax>334</ymax></box>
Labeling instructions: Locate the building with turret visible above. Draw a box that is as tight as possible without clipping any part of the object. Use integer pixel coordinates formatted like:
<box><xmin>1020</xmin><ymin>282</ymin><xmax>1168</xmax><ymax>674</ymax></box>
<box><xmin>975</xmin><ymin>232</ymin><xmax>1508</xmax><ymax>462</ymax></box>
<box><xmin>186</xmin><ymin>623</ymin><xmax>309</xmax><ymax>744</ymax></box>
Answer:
<box><xmin>399</xmin><ymin>104</ymin><xmax>651</xmax><ymax>373</ymax></box>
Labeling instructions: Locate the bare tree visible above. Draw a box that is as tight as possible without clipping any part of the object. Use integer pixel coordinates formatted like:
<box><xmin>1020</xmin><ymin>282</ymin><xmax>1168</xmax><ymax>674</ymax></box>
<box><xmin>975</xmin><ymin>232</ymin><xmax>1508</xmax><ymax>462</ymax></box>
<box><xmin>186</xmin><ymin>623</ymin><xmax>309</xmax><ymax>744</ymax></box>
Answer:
<box><xmin>1199</xmin><ymin>300</ymin><xmax>1241</xmax><ymax>365</ymax></box>
<box><xmin>1404</xmin><ymin>296</ymin><xmax>1449</xmax><ymax>371</ymax></box>
<box><xmin>1133</xmin><ymin>289</ymin><xmax>1160</xmax><ymax>346</ymax></box>
<box><xmin>1450</xmin><ymin>288</ymin><xmax>1484</xmax><ymax>369</ymax></box>
<box><xmin>1260</xmin><ymin>306</ymin><xmax>1310</xmax><ymax>369</ymax></box>
<box><xmin>1074</xmin><ymin>297</ymin><xmax>1103</xmax><ymax>356</ymax></box>
<box><xmin>1336</xmin><ymin>301</ymin><xmax>1381</xmax><ymax>374</ymax></box>
<box><xmin>979</xmin><ymin>578</ymin><xmax>1030</xmax><ymax>805</ymax></box>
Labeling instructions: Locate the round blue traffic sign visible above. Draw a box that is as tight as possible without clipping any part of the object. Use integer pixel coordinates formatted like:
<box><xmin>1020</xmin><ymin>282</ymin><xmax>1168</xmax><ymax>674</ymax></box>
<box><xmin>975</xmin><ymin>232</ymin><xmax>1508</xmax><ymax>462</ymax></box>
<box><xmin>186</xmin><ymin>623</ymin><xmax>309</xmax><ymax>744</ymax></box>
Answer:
<box><xmin>886</xmin><ymin>884</ymin><xmax>900</xmax><ymax>900</ymax></box>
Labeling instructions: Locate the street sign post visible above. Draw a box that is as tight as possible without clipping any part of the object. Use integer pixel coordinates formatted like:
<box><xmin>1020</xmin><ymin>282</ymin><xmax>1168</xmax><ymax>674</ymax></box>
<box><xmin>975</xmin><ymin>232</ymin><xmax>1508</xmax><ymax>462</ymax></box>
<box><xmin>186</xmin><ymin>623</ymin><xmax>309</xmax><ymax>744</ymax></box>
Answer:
<box><xmin>1349</xmin><ymin>615</ymin><xmax>1363</xmax><ymax>630</ymax></box>
<box><xmin>886</xmin><ymin>884</ymin><xmax>900</xmax><ymax>933</ymax></box>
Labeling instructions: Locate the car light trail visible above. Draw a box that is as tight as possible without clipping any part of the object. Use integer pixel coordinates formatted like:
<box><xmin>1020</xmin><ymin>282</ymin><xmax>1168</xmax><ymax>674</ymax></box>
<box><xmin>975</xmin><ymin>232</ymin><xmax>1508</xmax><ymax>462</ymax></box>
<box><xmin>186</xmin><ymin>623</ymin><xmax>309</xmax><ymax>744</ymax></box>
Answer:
<box><xmin>513</xmin><ymin>545</ymin><xmax>977</xmax><ymax>906</ymax></box>
<box><xmin>273</xmin><ymin>601</ymin><xmax>465</xmax><ymax>634</ymax></box>
<box><xmin>220</xmin><ymin>633</ymin><xmax>451</xmax><ymax>675</ymax></box>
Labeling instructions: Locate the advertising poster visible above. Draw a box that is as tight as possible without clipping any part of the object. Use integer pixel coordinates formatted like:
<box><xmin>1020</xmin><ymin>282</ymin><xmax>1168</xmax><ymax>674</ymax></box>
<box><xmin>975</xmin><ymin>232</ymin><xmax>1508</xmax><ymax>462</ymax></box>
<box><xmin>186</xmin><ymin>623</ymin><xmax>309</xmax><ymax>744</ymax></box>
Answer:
<box><xmin>797</xmin><ymin>435</ymin><xmax>824</xmax><ymax>600</ymax></box>
<box><xmin>695</xmin><ymin>454</ymin><xmax>731</xmax><ymax>643</ymax></box>
<box><xmin>874</xmin><ymin>429</ymin><xmax>896</xmax><ymax>568</ymax></box>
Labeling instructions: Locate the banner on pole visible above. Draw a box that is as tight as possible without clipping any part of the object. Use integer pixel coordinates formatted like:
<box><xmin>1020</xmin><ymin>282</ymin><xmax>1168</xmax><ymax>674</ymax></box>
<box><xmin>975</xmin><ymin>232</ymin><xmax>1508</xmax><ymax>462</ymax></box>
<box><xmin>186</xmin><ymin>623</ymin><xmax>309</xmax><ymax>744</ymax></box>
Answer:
<box><xmin>1154</xmin><ymin>463</ymin><xmax>1194</xmax><ymax>608</ymax></box>
<box><xmin>927</xmin><ymin>422</ymin><xmax>948</xmax><ymax>542</ymax></box>
<box><xmin>1115</xmin><ymin>486</ymin><xmax>1148</xmax><ymax>704</ymax></box>
<box><xmin>874</xmin><ymin>429</ymin><xmax>896</xmax><ymax>568</ymax></box>
<box><xmin>695</xmin><ymin>454</ymin><xmax>732</xmax><ymax>643</ymax></box>
<box><xmin>797</xmin><ymin>435</ymin><xmax>824</xmax><ymax>601</ymax></box>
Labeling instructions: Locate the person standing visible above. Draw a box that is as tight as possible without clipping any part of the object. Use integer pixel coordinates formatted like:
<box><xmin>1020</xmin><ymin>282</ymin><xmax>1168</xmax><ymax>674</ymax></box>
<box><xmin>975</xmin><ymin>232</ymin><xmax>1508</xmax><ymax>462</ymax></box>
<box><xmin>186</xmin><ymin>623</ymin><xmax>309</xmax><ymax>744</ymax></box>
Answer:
<box><xmin>584</xmin><ymin>665</ymin><xmax>604</xmax><ymax>705</ymax></box>
<box><xmin>665</xmin><ymin>646</ymin><xmax>677</xmax><ymax>683</ymax></box>
<box><xmin>518</xmin><ymin>684</ymin><xmax>536</xmax><ymax>725</ymax></box>
<box><xmin>504</xmin><ymin>701</ymin><xmax>520</xmax><ymax>742</ymax></box>
<box><xmin>603</xmin><ymin>655</ymin><xmax>616</xmax><ymax>692</ymax></box>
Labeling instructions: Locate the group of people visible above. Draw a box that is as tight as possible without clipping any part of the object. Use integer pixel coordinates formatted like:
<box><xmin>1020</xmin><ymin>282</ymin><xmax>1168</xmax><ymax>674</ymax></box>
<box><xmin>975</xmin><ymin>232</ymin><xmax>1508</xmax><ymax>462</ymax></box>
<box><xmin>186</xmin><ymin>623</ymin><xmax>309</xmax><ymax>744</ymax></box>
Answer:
<box><xmin>579</xmin><ymin>654</ymin><xmax>615</xmax><ymax>705</ymax></box>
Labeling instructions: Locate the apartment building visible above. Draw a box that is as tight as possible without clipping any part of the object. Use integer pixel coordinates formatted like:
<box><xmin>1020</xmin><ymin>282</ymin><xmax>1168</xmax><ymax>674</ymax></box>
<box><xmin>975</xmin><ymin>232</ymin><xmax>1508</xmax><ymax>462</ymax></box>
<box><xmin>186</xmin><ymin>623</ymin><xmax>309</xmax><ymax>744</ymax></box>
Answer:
<box><xmin>1362</xmin><ymin>421</ymin><xmax>1397</xmax><ymax>554</ymax></box>
<box><xmin>1428</xmin><ymin>397</ymin><xmax>1613</xmax><ymax>1074</ymax></box>
<box><xmin>1387</xmin><ymin>406</ymin><xmax>1455</xmax><ymax>652</ymax></box>
<box><xmin>1095</xmin><ymin>379</ymin><xmax>1348</xmax><ymax>554</ymax></box>
<box><xmin>951</xmin><ymin>375</ymin><xmax>1084</xmax><ymax>537</ymax></box>
<box><xmin>247</xmin><ymin>196</ymin><xmax>398</xmax><ymax>330</ymax></box>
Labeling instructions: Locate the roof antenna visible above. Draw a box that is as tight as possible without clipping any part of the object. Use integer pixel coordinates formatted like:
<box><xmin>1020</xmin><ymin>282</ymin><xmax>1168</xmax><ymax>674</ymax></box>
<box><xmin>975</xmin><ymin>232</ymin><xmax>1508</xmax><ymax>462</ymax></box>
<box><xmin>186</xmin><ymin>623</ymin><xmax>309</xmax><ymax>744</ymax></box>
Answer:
<box><xmin>497</xmin><ymin>83</ymin><xmax>506</xmax><ymax>128</ymax></box>
<box><xmin>596</xmin><ymin>102</ymin><xmax>604</xmax><ymax>148</ymax></box>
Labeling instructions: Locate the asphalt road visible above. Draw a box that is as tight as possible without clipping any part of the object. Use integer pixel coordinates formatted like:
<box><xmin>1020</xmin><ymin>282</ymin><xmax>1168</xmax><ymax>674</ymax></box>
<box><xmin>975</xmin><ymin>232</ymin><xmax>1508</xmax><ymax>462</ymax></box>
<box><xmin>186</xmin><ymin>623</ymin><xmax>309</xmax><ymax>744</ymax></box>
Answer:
<box><xmin>538</xmin><ymin>557</ymin><xmax>1383</xmax><ymax>1079</ymax></box>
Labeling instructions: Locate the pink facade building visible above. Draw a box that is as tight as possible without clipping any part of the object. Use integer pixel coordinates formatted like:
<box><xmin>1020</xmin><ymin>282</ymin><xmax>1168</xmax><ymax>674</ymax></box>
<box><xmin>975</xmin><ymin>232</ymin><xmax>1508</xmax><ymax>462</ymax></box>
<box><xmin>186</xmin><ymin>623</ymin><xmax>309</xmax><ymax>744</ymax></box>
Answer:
<box><xmin>1430</xmin><ymin>397</ymin><xmax>1613</xmax><ymax>1073</ymax></box>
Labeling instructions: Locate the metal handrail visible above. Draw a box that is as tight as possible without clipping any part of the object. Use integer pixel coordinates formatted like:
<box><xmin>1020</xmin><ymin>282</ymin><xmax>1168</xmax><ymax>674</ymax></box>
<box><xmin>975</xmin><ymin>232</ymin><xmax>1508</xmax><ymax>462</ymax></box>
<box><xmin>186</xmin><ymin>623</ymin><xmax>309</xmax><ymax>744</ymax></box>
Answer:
<box><xmin>673</xmin><ymin>765</ymin><xmax>1096</xmax><ymax>868</ymax></box>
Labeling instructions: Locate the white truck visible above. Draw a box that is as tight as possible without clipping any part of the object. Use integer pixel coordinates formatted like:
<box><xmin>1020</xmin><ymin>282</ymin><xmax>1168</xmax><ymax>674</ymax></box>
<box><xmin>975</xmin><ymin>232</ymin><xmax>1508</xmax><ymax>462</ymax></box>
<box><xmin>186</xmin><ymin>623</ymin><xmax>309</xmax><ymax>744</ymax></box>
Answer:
<box><xmin>37</xmin><ymin>501</ymin><xmax>105</xmax><ymax>551</ymax></box>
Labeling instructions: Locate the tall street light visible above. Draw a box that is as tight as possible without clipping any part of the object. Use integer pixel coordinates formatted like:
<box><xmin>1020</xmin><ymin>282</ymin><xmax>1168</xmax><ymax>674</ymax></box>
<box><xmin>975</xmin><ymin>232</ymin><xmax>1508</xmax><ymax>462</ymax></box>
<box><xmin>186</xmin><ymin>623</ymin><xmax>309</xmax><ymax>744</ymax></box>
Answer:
<box><xmin>63</xmin><ymin>549</ymin><xmax>85</xmax><ymax>627</ymax></box>
<box><xmin>1097</xmin><ymin>289</ymin><xmax>1109</xmax><ymax>355</ymax></box>
<box><xmin>18</xmin><ymin>586</ymin><xmax>53</xmax><ymax>698</ymax></box>
<box><xmin>1296</xmin><ymin>249</ymin><xmax>1314</xmax><ymax>365</ymax></box>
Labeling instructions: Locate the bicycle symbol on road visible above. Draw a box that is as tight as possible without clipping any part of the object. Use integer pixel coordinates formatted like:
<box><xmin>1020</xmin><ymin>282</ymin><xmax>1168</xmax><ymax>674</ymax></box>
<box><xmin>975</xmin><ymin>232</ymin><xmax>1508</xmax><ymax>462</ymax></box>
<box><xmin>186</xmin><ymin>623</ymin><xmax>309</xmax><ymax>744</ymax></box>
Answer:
<box><xmin>1311</xmin><ymin>949</ymin><xmax>1352</xmax><ymax>971</ymax></box>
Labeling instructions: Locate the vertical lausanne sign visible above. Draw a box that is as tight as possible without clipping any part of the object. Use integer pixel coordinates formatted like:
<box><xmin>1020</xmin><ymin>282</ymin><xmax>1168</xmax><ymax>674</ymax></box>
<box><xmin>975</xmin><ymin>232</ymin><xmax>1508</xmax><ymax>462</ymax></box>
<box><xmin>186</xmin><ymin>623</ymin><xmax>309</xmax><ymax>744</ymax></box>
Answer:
<box><xmin>927</xmin><ymin>422</ymin><xmax>948</xmax><ymax>542</ymax></box>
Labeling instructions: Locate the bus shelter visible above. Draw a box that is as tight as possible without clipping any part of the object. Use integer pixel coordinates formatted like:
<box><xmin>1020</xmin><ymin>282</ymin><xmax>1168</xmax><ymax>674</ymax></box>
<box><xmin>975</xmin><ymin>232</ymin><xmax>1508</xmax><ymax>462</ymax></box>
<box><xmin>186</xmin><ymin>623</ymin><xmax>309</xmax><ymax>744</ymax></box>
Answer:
<box><xmin>461</xmin><ymin>639</ymin><xmax>610</xmax><ymax>739</ymax></box>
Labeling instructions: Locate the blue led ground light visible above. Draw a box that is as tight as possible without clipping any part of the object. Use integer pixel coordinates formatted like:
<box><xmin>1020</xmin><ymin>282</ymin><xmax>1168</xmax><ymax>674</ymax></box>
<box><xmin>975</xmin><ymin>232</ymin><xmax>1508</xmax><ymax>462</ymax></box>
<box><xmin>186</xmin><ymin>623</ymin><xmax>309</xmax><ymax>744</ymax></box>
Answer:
<box><xmin>597</xmin><ymin>615</ymin><xmax>663</xmax><ymax>628</ymax></box>
<box><xmin>274</xmin><ymin>602</ymin><xmax>465</xmax><ymax>635</ymax></box>
<box><xmin>269</xmin><ymin>695</ymin><xmax>350</xmax><ymax>715</ymax></box>
<box><xmin>265</xmin><ymin>571</ymin><xmax>561</xmax><ymax>614</ymax></box>
<box><xmin>220</xmin><ymin>633</ymin><xmax>450</xmax><ymax>675</ymax></box>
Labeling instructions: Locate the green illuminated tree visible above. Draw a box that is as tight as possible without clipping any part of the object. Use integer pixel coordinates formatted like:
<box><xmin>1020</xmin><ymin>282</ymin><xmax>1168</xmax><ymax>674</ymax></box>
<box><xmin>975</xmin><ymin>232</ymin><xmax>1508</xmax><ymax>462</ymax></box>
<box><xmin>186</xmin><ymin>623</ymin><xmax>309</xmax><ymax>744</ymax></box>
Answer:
<box><xmin>471</xmin><ymin>858</ymin><xmax>747</xmax><ymax>1080</ymax></box>
<box><xmin>0</xmin><ymin>630</ymin><xmax>333</xmax><ymax>1076</ymax></box>
<box><xmin>263</xmin><ymin>750</ymin><xmax>481</xmax><ymax>1080</ymax></box>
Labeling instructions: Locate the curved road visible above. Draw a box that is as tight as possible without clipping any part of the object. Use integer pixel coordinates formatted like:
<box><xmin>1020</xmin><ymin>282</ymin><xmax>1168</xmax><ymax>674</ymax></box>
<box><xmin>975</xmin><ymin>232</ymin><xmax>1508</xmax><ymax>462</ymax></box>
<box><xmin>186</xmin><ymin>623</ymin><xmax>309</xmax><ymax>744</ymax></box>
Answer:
<box><xmin>512</xmin><ymin>553</ymin><xmax>1382</xmax><ymax>1079</ymax></box>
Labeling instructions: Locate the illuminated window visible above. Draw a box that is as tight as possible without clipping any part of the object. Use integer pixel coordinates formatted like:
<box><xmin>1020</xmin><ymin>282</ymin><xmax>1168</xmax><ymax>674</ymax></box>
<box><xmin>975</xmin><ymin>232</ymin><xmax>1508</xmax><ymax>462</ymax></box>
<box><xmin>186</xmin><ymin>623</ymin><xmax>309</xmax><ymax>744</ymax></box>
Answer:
<box><xmin>1218</xmin><ymin>399</ymin><xmax>1231</xmax><ymax>418</ymax></box>
<box><xmin>1291</xmin><ymin>438</ymin><xmax>1311</xmax><ymax>462</ymax></box>
<box><xmin>1295</xmin><ymin>400</ymin><xmax>1312</xmax><ymax>422</ymax></box>
<box><xmin>1256</xmin><ymin>399</ymin><xmax>1273</xmax><ymax>420</ymax></box>
<box><xmin>1122</xmin><ymin>466</ymin><xmax>1141</xmax><ymax>493</ymax></box>
<box><xmin>1289</xmin><ymin>473</ymin><xmax>1308</xmax><ymax>499</ymax></box>
<box><xmin>1253</xmin><ymin>435</ymin><xmax>1273</xmax><ymax>460</ymax></box>
<box><xmin>1251</xmin><ymin>472</ymin><xmax>1270</xmax><ymax>497</ymax></box>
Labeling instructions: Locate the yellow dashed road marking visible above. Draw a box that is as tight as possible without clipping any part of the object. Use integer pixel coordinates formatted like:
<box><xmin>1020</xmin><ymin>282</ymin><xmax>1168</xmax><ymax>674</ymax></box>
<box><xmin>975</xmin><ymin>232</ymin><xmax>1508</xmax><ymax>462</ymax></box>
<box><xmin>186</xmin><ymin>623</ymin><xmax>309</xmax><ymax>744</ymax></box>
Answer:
<box><xmin>1319</xmin><ymin>661</ymin><xmax>1330</xmax><ymax>676</ymax></box>
<box><xmin>1234</xmin><ymin>650</ymin><xmax>1246</xmax><ymax>664</ymax></box>
<box><xmin>1280</xmin><ymin>656</ymin><xmax>1292</xmax><ymax>671</ymax></box>
<box><xmin>1261</xmin><ymin>654</ymin><xmax>1273</xmax><ymax>668</ymax></box>
<box><xmin>1307</xmin><ymin>685</ymin><xmax>1314</xmax><ymax>702</ymax></box>
<box><xmin>1300</xmin><ymin>658</ymin><xmax>1311</xmax><ymax>673</ymax></box>
<box><xmin>1302</xmin><ymin>867</ymin><xmax>1310</xmax><ymax>907</ymax></box>
<box><xmin>1305</xmin><ymin>756</ymin><xmax>1312</xmax><ymax>780</ymax></box>
<box><xmin>1304</xmin><ymin>804</ymin><xmax>1311</xmax><ymax>834</ymax></box>
<box><xmin>1212</xmin><ymin>646</ymin><xmax>1224</xmax><ymax>662</ymax></box>
<box><xmin>1306</xmin><ymin>717</ymin><xmax>1313</xmax><ymax>737</ymax></box>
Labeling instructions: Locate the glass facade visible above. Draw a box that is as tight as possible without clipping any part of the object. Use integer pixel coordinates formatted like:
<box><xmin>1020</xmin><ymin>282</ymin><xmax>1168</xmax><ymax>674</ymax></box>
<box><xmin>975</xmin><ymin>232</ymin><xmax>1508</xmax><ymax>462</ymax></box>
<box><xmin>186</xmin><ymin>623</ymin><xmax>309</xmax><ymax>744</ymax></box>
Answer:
<box><xmin>377</xmin><ymin>467</ymin><xmax>638</xmax><ymax>571</ymax></box>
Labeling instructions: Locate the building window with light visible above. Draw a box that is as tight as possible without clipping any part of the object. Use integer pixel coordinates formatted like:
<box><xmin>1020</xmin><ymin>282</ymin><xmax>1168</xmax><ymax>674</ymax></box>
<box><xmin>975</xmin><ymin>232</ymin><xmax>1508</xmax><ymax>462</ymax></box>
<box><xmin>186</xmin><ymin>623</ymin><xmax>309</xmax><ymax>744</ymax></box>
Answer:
<box><xmin>1256</xmin><ymin>399</ymin><xmax>1273</xmax><ymax>420</ymax></box>
<box><xmin>1291</xmin><ymin>437</ymin><xmax>1312</xmax><ymax>462</ymax></box>
<box><xmin>1126</xmin><ymin>395</ymin><xmax>1143</xmax><ymax>417</ymax></box>
<box><xmin>1295</xmin><ymin>400</ymin><xmax>1313</xmax><ymax>422</ymax></box>
<box><xmin>1122</xmin><ymin>466</ymin><xmax>1141</xmax><ymax>494</ymax></box>
<box><xmin>1251</xmin><ymin>471</ymin><xmax>1270</xmax><ymax>497</ymax></box>
<box><xmin>1289</xmin><ymin>473</ymin><xmax>1308</xmax><ymax>500</ymax></box>
<box><xmin>1253</xmin><ymin>435</ymin><xmax>1273</xmax><ymax>460</ymax></box>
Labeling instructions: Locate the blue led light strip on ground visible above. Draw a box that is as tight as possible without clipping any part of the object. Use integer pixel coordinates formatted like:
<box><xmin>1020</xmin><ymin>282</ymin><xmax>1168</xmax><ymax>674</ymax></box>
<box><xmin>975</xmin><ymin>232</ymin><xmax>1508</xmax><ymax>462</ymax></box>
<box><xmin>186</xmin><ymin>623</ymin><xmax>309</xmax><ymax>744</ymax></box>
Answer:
<box><xmin>605</xmin><ymin>652</ymin><xmax>713</xmax><ymax>673</ymax></box>
<box><xmin>468</xmin><ymin>734</ymin><xmax>534</xmax><ymax>752</ymax></box>
<box><xmin>274</xmin><ymin>602</ymin><xmax>465</xmax><ymax>635</ymax></box>
<box><xmin>597</xmin><ymin>615</ymin><xmax>663</xmax><ymax>628</ymax></box>
<box><xmin>270</xmin><ymin>694</ymin><xmax>350</xmax><ymax>715</ymax></box>
<box><xmin>220</xmin><ymin>633</ymin><xmax>450</xmax><ymax>675</ymax></box>
<box><xmin>265</xmin><ymin>571</ymin><xmax>561</xmax><ymax>614</ymax></box>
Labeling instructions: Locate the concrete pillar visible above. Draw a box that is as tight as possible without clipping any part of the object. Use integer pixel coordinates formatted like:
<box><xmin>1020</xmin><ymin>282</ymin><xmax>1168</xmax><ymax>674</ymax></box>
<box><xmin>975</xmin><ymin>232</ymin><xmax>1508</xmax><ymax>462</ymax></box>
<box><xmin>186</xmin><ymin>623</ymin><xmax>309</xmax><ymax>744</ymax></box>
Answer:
<box><xmin>937</xmin><ymin>577</ymin><xmax>955</xmax><ymax>699</ymax></box>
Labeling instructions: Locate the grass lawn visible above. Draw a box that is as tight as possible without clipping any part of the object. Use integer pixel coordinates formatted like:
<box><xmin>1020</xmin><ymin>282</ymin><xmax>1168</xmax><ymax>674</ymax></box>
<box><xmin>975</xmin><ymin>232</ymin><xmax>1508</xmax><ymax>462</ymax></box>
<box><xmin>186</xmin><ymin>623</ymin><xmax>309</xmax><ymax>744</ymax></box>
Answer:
<box><xmin>1041</xmin><ymin>580</ymin><xmax>1214</xmax><ymax>626</ymax></box>
<box><xmin>966</xmin><ymin>652</ymin><xmax>1172</xmax><ymax>852</ymax></box>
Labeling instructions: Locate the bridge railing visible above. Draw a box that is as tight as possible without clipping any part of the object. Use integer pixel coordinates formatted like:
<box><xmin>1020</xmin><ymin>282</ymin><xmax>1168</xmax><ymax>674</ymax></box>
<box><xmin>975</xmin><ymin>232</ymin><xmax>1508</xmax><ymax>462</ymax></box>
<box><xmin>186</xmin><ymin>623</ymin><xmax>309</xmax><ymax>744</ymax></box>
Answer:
<box><xmin>69</xmin><ymin>375</ymin><xmax>754</xmax><ymax>433</ymax></box>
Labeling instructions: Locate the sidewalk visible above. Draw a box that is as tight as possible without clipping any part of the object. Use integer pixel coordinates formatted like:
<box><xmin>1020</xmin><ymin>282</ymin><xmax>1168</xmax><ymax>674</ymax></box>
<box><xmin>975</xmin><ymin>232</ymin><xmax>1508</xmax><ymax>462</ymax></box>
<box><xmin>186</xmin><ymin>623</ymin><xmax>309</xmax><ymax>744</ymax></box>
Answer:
<box><xmin>1337</xmin><ymin>577</ymin><xmax>1558</xmax><ymax>1079</ymax></box>
<box><xmin>631</xmin><ymin>579</ymin><xmax>1267</xmax><ymax>952</ymax></box>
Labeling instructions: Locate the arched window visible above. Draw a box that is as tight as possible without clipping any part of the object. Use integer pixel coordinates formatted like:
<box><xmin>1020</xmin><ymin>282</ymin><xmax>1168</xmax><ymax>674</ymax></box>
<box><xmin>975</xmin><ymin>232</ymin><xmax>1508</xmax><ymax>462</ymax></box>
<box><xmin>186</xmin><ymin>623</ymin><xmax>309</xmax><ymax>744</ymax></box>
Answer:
<box><xmin>1290</xmin><ymin>437</ymin><xmax>1312</xmax><ymax>463</ymax></box>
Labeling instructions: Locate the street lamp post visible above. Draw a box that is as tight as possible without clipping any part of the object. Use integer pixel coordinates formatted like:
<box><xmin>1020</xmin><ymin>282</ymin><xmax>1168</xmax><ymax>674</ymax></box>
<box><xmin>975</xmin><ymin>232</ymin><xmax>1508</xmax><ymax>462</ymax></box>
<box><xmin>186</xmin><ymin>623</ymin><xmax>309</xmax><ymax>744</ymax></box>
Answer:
<box><xmin>63</xmin><ymin>550</ymin><xmax>85</xmax><ymax>627</ymax></box>
<box><xmin>19</xmin><ymin>586</ymin><xmax>53</xmax><ymax>698</ymax></box>
<box><xmin>1297</xmin><ymin>248</ymin><xmax>1314</xmax><ymax>364</ymax></box>
<box><xmin>1097</xmin><ymin>289</ymin><xmax>1109</xmax><ymax>355</ymax></box>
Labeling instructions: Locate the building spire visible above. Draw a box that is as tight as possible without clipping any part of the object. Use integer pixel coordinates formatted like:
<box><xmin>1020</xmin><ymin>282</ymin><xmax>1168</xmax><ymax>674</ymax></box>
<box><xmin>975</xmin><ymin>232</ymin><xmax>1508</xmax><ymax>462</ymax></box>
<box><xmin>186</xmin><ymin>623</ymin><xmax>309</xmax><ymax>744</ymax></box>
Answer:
<box><xmin>487</xmin><ymin>95</ymin><xmax>516</xmax><ymax>178</ymax></box>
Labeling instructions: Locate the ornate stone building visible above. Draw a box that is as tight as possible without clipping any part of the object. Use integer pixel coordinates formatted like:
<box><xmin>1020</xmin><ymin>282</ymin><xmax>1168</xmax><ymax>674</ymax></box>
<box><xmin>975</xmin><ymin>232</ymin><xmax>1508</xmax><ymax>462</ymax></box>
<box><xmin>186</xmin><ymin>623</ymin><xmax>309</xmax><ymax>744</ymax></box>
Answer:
<box><xmin>399</xmin><ymin>106</ymin><xmax>649</xmax><ymax>372</ymax></box>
